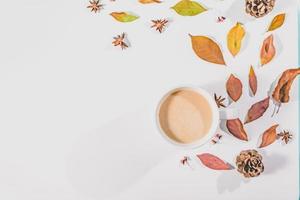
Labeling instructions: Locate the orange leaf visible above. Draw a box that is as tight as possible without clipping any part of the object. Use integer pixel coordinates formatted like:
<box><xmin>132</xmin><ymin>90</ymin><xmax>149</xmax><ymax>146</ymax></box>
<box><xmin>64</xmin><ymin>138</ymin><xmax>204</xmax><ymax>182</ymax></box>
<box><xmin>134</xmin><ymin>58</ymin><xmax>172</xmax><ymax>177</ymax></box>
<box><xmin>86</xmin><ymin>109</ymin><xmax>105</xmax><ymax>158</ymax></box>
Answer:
<box><xmin>268</xmin><ymin>13</ymin><xmax>285</xmax><ymax>32</ymax></box>
<box><xmin>249</xmin><ymin>66</ymin><xmax>257</xmax><ymax>96</ymax></box>
<box><xmin>259</xmin><ymin>124</ymin><xmax>279</xmax><ymax>148</ymax></box>
<box><xmin>139</xmin><ymin>0</ymin><xmax>161</xmax><ymax>4</ymax></box>
<box><xmin>226</xmin><ymin>74</ymin><xmax>243</xmax><ymax>102</ymax></box>
<box><xmin>189</xmin><ymin>34</ymin><xmax>226</xmax><ymax>65</ymax></box>
<box><xmin>260</xmin><ymin>34</ymin><xmax>276</xmax><ymax>66</ymax></box>
<box><xmin>245</xmin><ymin>97</ymin><xmax>270</xmax><ymax>124</ymax></box>
<box><xmin>197</xmin><ymin>153</ymin><xmax>232</xmax><ymax>170</ymax></box>
<box><xmin>226</xmin><ymin>118</ymin><xmax>248</xmax><ymax>141</ymax></box>
<box><xmin>110</xmin><ymin>12</ymin><xmax>139</xmax><ymax>22</ymax></box>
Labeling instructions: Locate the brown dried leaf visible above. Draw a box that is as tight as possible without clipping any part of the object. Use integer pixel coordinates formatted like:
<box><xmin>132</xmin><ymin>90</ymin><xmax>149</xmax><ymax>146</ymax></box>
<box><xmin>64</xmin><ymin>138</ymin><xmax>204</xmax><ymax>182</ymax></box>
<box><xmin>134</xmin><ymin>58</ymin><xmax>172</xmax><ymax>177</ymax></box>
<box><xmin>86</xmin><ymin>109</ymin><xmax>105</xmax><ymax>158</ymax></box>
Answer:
<box><xmin>260</xmin><ymin>34</ymin><xmax>276</xmax><ymax>66</ymax></box>
<box><xmin>245</xmin><ymin>97</ymin><xmax>270</xmax><ymax>124</ymax></box>
<box><xmin>272</xmin><ymin>68</ymin><xmax>300</xmax><ymax>104</ymax></box>
<box><xmin>226</xmin><ymin>74</ymin><xmax>243</xmax><ymax>102</ymax></box>
<box><xmin>197</xmin><ymin>153</ymin><xmax>232</xmax><ymax>170</ymax></box>
<box><xmin>189</xmin><ymin>34</ymin><xmax>226</xmax><ymax>65</ymax></box>
<box><xmin>249</xmin><ymin>66</ymin><xmax>257</xmax><ymax>96</ymax></box>
<box><xmin>226</xmin><ymin>118</ymin><xmax>248</xmax><ymax>141</ymax></box>
<box><xmin>267</xmin><ymin>13</ymin><xmax>285</xmax><ymax>32</ymax></box>
<box><xmin>259</xmin><ymin>124</ymin><xmax>279</xmax><ymax>148</ymax></box>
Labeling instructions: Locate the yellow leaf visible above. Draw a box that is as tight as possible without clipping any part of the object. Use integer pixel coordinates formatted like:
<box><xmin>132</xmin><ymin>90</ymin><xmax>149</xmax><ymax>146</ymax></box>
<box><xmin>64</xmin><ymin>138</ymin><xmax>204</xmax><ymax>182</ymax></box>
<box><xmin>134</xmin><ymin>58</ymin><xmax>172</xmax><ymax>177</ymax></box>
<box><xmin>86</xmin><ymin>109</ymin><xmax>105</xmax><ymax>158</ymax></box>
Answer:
<box><xmin>227</xmin><ymin>23</ymin><xmax>245</xmax><ymax>57</ymax></box>
<box><xmin>260</xmin><ymin>34</ymin><xmax>276</xmax><ymax>66</ymax></box>
<box><xmin>171</xmin><ymin>0</ymin><xmax>206</xmax><ymax>16</ymax></box>
<box><xmin>110</xmin><ymin>12</ymin><xmax>139</xmax><ymax>23</ymax></box>
<box><xmin>189</xmin><ymin>34</ymin><xmax>226</xmax><ymax>65</ymax></box>
<box><xmin>268</xmin><ymin>13</ymin><xmax>285</xmax><ymax>32</ymax></box>
<box><xmin>139</xmin><ymin>0</ymin><xmax>161</xmax><ymax>4</ymax></box>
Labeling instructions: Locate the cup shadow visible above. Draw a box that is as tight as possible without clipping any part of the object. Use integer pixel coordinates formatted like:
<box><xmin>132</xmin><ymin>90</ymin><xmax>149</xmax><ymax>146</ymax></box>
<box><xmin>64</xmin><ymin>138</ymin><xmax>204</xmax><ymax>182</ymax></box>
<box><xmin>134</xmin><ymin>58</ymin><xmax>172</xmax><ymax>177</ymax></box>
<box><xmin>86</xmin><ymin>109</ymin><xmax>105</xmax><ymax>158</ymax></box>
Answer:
<box><xmin>66</xmin><ymin>108</ymin><xmax>174</xmax><ymax>200</ymax></box>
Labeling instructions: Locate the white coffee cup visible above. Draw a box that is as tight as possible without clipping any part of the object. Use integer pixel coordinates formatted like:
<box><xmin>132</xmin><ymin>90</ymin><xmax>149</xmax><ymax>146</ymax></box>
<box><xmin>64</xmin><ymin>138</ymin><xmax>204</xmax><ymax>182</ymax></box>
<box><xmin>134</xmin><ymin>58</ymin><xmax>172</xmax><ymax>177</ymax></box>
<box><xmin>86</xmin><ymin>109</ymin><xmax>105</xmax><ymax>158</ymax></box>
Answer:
<box><xmin>156</xmin><ymin>86</ymin><xmax>237</xmax><ymax>149</ymax></box>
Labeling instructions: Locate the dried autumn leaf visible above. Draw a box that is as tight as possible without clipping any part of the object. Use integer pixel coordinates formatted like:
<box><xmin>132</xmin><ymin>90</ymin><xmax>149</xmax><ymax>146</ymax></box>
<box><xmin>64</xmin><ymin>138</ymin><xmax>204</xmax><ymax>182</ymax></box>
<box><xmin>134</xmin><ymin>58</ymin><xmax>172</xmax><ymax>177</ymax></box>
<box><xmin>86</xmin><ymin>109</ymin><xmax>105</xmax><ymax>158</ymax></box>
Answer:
<box><xmin>245</xmin><ymin>97</ymin><xmax>270</xmax><ymax>124</ymax></box>
<box><xmin>189</xmin><ymin>35</ymin><xmax>226</xmax><ymax>65</ymax></box>
<box><xmin>227</xmin><ymin>22</ymin><xmax>245</xmax><ymax>57</ymax></box>
<box><xmin>259</xmin><ymin>124</ymin><xmax>279</xmax><ymax>148</ymax></box>
<box><xmin>226</xmin><ymin>74</ymin><xmax>243</xmax><ymax>102</ymax></box>
<box><xmin>139</xmin><ymin>0</ymin><xmax>161</xmax><ymax>4</ymax></box>
<box><xmin>110</xmin><ymin>12</ymin><xmax>139</xmax><ymax>22</ymax></box>
<box><xmin>226</xmin><ymin>118</ymin><xmax>248</xmax><ymax>141</ymax></box>
<box><xmin>268</xmin><ymin>13</ymin><xmax>285</xmax><ymax>32</ymax></box>
<box><xmin>249</xmin><ymin>66</ymin><xmax>257</xmax><ymax>96</ymax></box>
<box><xmin>171</xmin><ymin>0</ymin><xmax>207</xmax><ymax>16</ymax></box>
<box><xmin>197</xmin><ymin>153</ymin><xmax>232</xmax><ymax>170</ymax></box>
<box><xmin>272</xmin><ymin>68</ymin><xmax>300</xmax><ymax>104</ymax></box>
<box><xmin>260</xmin><ymin>34</ymin><xmax>276</xmax><ymax>66</ymax></box>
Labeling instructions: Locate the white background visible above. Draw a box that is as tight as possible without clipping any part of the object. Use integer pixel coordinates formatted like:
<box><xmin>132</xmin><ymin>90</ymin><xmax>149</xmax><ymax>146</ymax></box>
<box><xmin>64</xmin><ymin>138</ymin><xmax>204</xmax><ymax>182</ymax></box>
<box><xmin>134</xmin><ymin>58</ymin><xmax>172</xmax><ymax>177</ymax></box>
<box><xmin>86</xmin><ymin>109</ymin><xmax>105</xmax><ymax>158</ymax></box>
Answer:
<box><xmin>0</xmin><ymin>0</ymin><xmax>299</xmax><ymax>200</ymax></box>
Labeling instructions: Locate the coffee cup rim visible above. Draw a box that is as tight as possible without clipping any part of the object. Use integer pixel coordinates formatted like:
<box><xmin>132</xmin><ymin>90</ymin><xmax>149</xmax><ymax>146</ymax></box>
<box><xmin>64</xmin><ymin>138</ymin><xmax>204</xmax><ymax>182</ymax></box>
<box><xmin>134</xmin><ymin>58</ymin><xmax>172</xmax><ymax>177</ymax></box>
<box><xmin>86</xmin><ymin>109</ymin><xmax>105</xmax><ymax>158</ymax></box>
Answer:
<box><xmin>155</xmin><ymin>86</ymin><xmax>220</xmax><ymax>149</ymax></box>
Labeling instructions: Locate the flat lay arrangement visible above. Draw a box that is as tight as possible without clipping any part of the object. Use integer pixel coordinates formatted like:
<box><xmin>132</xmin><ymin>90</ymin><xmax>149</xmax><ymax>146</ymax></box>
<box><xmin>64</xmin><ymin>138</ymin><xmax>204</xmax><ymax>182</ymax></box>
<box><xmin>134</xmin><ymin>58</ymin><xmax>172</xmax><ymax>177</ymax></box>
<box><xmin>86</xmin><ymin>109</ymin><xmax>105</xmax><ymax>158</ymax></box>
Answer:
<box><xmin>85</xmin><ymin>0</ymin><xmax>299</xmax><ymax>199</ymax></box>
<box><xmin>86</xmin><ymin>0</ymin><xmax>299</xmax><ymax>179</ymax></box>
<box><xmin>0</xmin><ymin>0</ymin><xmax>299</xmax><ymax>200</ymax></box>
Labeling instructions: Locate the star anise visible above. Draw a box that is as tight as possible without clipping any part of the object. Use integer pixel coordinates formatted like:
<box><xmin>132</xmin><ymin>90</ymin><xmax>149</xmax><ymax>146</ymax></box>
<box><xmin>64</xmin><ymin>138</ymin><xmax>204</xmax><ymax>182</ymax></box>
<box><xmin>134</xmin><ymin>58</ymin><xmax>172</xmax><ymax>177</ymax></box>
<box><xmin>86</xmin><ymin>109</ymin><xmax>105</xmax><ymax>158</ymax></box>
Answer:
<box><xmin>112</xmin><ymin>33</ymin><xmax>128</xmax><ymax>50</ymax></box>
<box><xmin>151</xmin><ymin>19</ymin><xmax>168</xmax><ymax>33</ymax></box>
<box><xmin>277</xmin><ymin>130</ymin><xmax>292</xmax><ymax>144</ymax></box>
<box><xmin>214</xmin><ymin>93</ymin><xmax>226</xmax><ymax>108</ymax></box>
<box><xmin>87</xmin><ymin>0</ymin><xmax>103</xmax><ymax>13</ymax></box>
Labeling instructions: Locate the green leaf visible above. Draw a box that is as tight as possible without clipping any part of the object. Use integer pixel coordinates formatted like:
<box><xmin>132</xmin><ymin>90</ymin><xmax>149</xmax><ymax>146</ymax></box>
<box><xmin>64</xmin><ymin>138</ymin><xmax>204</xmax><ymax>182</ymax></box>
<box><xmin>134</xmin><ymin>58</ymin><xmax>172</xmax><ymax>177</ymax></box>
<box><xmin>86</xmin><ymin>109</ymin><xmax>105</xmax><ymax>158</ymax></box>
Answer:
<box><xmin>110</xmin><ymin>12</ymin><xmax>139</xmax><ymax>22</ymax></box>
<box><xmin>171</xmin><ymin>0</ymin><xmax>206</xmax><ymax>16</ymax></box>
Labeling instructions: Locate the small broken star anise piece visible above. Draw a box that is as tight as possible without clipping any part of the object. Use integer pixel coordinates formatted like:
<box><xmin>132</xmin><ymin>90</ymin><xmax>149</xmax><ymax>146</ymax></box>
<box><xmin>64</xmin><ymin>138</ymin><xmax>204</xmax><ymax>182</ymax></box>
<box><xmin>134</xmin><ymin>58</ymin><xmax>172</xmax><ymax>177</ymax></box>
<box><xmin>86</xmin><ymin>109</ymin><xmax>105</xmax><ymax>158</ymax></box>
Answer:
<box><xmin>151</xmin><ymin>19</ymin><xmax>168</xmax><ymax>33</ymax></box>
<box><xmin>214</xmin><ymin>93</ymin><xmax>226</xmax><ymax>108</ymax></box>
<box><xmin>211</xmin><ymin>133</ymin><xmax>223</xmax><ymax>144</ymax></box>
<box><xmin>87</xmin><ymin>0</ymin><xmax>103</xmax><ymax>13</ymax></box>
<box><xmin>277</xmin><ymin>130</ymin><xmax>292</xmax><ymax>144</ymax></box>
<box><xmin>112</xmin><ymin>33</ymin><xmax>128</xmax><ymax>50</ymax></box>
<box><xmin>217</xmin><ymin>16</ymin><xmax>226</xmax><ymax>23</ymax></box>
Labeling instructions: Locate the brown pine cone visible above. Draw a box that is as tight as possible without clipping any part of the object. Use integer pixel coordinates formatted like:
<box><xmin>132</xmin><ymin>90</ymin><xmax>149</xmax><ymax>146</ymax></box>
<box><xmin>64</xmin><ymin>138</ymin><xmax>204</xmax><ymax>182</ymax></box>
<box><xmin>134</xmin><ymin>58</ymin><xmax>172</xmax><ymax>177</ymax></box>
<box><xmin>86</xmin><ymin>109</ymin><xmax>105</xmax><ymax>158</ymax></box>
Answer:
<box><xmin>245</xmin><ymin>0</ymin><xmax>275</xmax><ymax>18</ymax></box>
<box><xmin>236</xmin><ymin>150</ymin><xmax>264</xmax><ymax>178</ymax></box>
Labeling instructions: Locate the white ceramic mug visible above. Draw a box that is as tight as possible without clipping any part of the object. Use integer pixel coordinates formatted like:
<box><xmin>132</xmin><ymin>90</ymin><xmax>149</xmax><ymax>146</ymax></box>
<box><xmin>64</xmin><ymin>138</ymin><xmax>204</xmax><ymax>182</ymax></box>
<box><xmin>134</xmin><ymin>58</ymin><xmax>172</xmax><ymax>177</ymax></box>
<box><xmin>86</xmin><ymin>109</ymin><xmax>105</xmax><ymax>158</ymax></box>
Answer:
<box><xmin>156</xmin><ymin>86</ymin><xmax>237</xmax><ymax>149</ymax></box>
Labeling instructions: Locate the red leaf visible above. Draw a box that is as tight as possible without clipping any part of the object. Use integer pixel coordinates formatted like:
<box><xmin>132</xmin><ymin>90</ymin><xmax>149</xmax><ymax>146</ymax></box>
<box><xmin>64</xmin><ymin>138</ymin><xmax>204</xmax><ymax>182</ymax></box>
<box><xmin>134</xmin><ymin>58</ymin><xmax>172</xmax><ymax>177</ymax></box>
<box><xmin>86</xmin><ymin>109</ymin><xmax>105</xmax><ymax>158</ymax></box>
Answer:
<box><xmin>245</xmin><ymin>97</ymin><xmax>270</xmax><ymax>124</ymax></box>
<box><xmin>197</xmin><ymin>153</ymin><xmax>232</xmax><ymax>170</ymax></box>
<box><xmin>226</xmin><ymin>74</ymin><xmax>243</xmax><ymax>102</ymax></box>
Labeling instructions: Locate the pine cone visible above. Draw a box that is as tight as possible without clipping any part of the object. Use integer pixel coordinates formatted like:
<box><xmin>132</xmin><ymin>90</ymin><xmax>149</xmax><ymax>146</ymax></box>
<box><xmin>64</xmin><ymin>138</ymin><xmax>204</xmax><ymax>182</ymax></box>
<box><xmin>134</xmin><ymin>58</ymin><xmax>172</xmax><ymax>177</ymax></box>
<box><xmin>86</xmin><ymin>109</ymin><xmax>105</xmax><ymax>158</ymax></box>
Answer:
<box><xmin>245</xmin><ymin>0</ymin><xmax>275</xmax><ymax>18</ymax></box>
<box><xmin>236</xmin><ymin>150</ymin><xmax>264</xmax><ymax>178</ymax></box>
